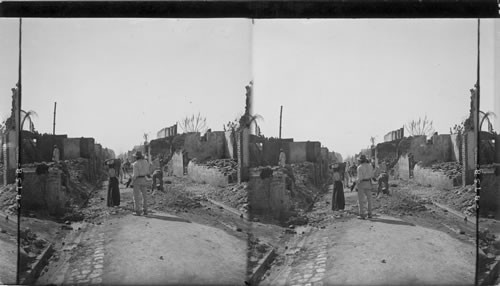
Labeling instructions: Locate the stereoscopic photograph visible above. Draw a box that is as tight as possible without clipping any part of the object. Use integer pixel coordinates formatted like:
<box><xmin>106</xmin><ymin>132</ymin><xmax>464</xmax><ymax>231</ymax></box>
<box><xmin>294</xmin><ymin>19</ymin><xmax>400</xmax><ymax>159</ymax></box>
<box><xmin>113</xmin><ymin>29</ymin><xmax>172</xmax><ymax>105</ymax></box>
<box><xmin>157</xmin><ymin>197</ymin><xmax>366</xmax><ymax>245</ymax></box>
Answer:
<box><xmin>0</xmin><ymin>16</ymin><xmax>499</xmax><ymax>286</ymax></box>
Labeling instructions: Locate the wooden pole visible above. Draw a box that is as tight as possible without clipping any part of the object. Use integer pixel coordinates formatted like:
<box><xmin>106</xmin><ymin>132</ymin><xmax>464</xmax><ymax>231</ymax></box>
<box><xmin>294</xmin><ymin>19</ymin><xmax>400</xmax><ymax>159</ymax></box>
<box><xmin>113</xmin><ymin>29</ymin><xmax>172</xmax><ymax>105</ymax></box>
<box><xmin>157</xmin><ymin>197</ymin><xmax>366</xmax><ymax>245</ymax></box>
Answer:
<box><xmin>279</xmin><ymin>105</ymin><xmax>283</xmax><ymax>139</ymax></box>
<box><xmin>16</xmin><ymin>18</ymin><xmax>22</xmax><ymax>285</ymax></box>
<box><xmin>53</xmin><ymin>101</ymin><xmax>57</xmax><ymax>135</ymax></box>
<box><xmin>474</xmin><ymin>18</ymin><xmax>480</xmax><ymax>286</ymax></box>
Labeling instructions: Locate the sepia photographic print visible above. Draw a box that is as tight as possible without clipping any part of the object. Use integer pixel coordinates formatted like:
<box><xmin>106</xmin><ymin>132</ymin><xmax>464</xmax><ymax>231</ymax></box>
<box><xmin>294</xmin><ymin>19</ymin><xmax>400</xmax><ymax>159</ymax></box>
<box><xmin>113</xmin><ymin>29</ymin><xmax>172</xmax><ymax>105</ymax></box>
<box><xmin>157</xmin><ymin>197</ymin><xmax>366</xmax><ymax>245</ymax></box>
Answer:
<box><xmin>0</xmin><ymin>14</ymin><xmax>499</xmax><ymax>286</ymax></box>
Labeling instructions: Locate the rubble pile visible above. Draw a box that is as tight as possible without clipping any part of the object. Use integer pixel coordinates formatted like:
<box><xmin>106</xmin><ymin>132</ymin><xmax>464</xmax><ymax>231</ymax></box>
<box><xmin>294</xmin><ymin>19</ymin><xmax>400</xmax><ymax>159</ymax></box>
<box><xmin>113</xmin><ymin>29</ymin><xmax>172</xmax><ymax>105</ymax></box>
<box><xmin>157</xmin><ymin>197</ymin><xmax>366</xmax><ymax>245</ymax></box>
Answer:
<box><xmin>0</xmin><ymin>184</ymin><xmax>17</xmax><ymax>215</ymax></box>
<box><xmin>247</xmin><ymin>233</ymin><xmax>271</xmax><ymax>275</ymax></box>
<box><xmin>207</xmin><ymin>183</ymin><xmax>247</xmax><ymax>213</ymax></box>
<box><xmin>0</xmin><ymin>163</ymin><xmax>4</xmax><ymax>183</ymax></box>
<box><xmin>378</xmin><ymin>190</ymin><xmax>429</xmax><ymax>215</ymax></box>
<box><xmin>290</xmin><ymin>162</ymin><xmax>323</xmax><ymax>210</ymax></box>
<box><xmin>429</xmin><ymin>161</ymin><xmax>462</xmax><ymax>180</ymax></box>
<box><xmin>19</xmin><ymin>227</ymin><xmax>49</xmax><ymax>272</ymax></box>
<box><xmin>478</xmin><ymin>228</ymin><xmax>500</xmax><ymax>273</ymax></box>
<box><xmin>433</xmin><ymin>185</ymin><xmax>476</xmax><ymax>217</ymax></box>
<box><xmin>198</xmin><ymin>159</ymin><xmax>238</xmax><ymax>181</ymax></box>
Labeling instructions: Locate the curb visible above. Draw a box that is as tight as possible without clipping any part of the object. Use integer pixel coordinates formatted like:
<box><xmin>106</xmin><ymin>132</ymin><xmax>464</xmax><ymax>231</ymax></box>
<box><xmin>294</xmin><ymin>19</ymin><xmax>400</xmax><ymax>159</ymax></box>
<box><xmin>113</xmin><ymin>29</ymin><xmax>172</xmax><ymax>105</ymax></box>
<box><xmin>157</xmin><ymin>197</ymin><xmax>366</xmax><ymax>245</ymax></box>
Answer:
<box><xmin>432</xmin><ymin>201</ymin><xmax>476</xmax><ymax>225</ymax></box>
<box><xmin>480</xmin><ymin>260</ymin><xmax>500</xmax><ymax>286</ymax></box>
<box><xmin>21</xmin><ymin>242</ymin><xmax>54</xmax><ymax>285</ymax></box>
<box><xmin>206</xmin><ymin>198</ymin><xmax>249</xmax><ymax>221</ymax></box>
<box><xmin>248</xmin><ymin>248</ymin><xmax>276</xmax><ymax>286</ymax></box>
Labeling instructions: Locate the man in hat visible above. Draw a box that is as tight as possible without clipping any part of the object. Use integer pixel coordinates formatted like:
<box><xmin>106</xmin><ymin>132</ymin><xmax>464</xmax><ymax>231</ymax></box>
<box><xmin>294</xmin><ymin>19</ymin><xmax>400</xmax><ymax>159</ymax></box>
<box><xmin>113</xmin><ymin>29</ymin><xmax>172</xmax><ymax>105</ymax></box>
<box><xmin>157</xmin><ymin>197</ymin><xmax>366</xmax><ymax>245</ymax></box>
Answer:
<box><xmin>131</xmin><ymin>151</ymin><xmax>151</xmax><ymax>216</ymax></box>
<box><xmin>356</xmin><ymin>154</ymin><xmax>374</xmax><ymax>219</ymax></box>
<box><xmin>52</xmin><ymin>145</ymin><xmax>60</xmax><ymax>163</ymax></box>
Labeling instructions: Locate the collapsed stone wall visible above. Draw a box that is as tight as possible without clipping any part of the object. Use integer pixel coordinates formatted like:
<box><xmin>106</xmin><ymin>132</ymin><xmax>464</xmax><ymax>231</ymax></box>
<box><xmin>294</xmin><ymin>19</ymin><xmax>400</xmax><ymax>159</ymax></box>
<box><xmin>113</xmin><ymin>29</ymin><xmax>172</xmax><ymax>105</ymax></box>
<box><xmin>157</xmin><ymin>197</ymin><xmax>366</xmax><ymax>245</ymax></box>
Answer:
<box><xmin>247</xmin><ymin>167</ymin><xmax>292</xmax><ymax>222</ymax></box>
<box><xmin>413</xmin><ymin>162</ymin><xmax>462</xmax><ymax>190</ymax></box>
<box><xmin>187</xmin><ymin>159</ymin><xmax>237</xmax><ymax>187</ymax></box>
<box><xmin>21</xmin><ymin>156</ymin><xmax>105</xmax><ymax>217</ymax></box>
<box><xmin>247</xmin><ymin>161</ymin><xmax>327</xmax><ymax>223</ymax></box>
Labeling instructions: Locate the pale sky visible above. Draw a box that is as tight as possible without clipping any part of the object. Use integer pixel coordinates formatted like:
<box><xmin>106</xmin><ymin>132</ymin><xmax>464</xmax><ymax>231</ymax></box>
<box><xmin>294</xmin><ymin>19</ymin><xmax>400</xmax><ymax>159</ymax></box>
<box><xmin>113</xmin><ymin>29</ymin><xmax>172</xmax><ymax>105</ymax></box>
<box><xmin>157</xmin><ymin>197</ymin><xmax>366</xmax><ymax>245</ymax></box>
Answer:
<box><xmin>1</xmin><ymin>19</ymin><xmax>251</xmax><ymax>155</ymax></box>
<box><xmin>0</xmin><ymin>19</ymin><xmax>497</xmax><ymax>158</ymax></box>
<box><xmin>253</xmin><ymin>19</ymin><xmax>497</xmax><ymax>159</ymax></box>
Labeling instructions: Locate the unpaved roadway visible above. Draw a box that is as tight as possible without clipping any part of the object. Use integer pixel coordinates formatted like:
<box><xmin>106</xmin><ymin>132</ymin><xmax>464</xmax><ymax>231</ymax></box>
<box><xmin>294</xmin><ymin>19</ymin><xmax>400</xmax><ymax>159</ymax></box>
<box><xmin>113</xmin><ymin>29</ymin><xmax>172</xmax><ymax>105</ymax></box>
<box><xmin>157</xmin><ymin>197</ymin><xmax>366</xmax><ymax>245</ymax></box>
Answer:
<box><xmin>0</xmin><ymin>212</ymin><xmax>17</xmax><ymax>285</ymax></box>
<box><xmin>261</xmin><ymin>183</ymin><xmax>475</xmax><ymax>286</ymax></box>
<box><xmin>37</xmin><ymin>177</ymin><xmax>248</xmax><ymax>285</ymax></box>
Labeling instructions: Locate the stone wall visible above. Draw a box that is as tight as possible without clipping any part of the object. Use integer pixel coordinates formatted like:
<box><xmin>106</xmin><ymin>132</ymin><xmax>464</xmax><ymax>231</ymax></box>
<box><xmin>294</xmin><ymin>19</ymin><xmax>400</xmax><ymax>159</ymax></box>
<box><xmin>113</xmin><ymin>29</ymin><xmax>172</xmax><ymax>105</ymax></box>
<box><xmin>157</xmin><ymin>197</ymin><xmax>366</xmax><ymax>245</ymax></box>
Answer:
<box><xmin>171</xmin><ymin>151</ymin><xmax>184</xmax><ymax>177</ymax></box>
<box><xmin>187</xmin><ymin>161</ymin><xmax>228</xmax><ymax>187</ymax></box>
<box><xmin>479</xmin><ymin>170</ymin><xmax>500</xmax><ymax>219</ymax></box>
<box><xmin>413</xmin><ymin>164</ymin><xmax>459</xmax><ymax>189</ymax></box>
<box><xmin>462</xmin><ymin>131</ymin><xmax>475</xmax><ymax>185</ymax></box>
<box><xmin>289</xmin><ymin>142</ymin><xmax>307</xmax><ymax>163</ymax></box>
<box><xmin>450</xmin><ymin>134</ymin><xmax>462</xmax><ymax>163</ymax></box>
<box><xmin>21</xmin><ymin>168</ymin><xmax>68</xmax><ymax>216</ymax></box>
<box><xmin>411</xmin><ymin>135</ymin><xmax>452</xmax><ymax>167</ymax></box>
<box><xmin>397</xmin><ymin>154</ymin><xmax>410</xmax><ymax>180</ymax></box>
<box><xmin>63</xmin><ymin>138</ymin><xmax>81</xmax><ymax>160</ymax></box>
<box><xmin>183</xmin><ymin>131</ymin><xmax>226</xmax><ymax>162</ymax></box>
<box><xmin>148</xmin><ymin>137</ymin><xmax>173</xmax><ymax>160</ymax></box>
<box><xmin>375</xmin><ymin>141</ymin><xmax>399</xmax><ymax>166</ymax></box>
<box><xmin>247</xmin><ymin>170</ymin><xmax>291</xmax><ymax>221</ymax></box>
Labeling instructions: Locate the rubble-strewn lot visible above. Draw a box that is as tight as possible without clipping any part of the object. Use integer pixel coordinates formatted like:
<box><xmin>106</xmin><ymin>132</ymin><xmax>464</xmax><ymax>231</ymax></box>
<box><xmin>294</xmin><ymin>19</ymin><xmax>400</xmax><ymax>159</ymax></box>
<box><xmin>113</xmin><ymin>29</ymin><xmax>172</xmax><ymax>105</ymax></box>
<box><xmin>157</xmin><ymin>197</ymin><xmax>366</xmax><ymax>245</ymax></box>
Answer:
<box><xmin>200</xmin><ymin>158</ymin><xmax>238</xmax><ymax>180</ymax></box>
<box><xmin>429</xmin><ymin>161</ymin><xmax>463</xmax><ymax>179</ymax></box>
<box><xmin>0</xmin><ymin>184</ymin><xmax>16</xmax><ymax>215</ymax></box>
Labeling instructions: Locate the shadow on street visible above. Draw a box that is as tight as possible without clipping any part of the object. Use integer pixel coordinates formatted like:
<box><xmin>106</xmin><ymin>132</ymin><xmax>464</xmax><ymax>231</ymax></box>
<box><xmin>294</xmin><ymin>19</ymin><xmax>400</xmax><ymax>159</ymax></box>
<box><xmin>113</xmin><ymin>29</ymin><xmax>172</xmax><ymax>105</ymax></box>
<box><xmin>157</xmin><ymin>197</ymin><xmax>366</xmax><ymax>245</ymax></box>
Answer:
<box><xmin>368</xmin><ymin>218</ymin><xmax>415</xmax><ymax>227</ymax></box>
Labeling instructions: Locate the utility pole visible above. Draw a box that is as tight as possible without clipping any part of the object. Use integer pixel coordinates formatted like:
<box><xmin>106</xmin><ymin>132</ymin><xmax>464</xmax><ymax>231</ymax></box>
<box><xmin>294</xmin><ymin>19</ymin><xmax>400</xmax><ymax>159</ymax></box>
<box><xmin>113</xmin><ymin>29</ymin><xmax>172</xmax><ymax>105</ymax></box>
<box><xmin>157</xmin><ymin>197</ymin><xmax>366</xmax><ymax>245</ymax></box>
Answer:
<box><xmin>474</xmin><ymin>18</ymin><xmax>480</xmax><ymax>286</ymax></box>
<box><xmin>16</xmin><ymin>18</ymin><xmax>22</xmax><ymax>285</ymax></box>
<box><xmin>53</xmin><ymin>102</ymin><xmax>57</xmax><ymax>135</ymax></box>
<box><xmin>279</xmin><ymin>105</ymin><xmax>283</xmax><ymax>139</ymax></box>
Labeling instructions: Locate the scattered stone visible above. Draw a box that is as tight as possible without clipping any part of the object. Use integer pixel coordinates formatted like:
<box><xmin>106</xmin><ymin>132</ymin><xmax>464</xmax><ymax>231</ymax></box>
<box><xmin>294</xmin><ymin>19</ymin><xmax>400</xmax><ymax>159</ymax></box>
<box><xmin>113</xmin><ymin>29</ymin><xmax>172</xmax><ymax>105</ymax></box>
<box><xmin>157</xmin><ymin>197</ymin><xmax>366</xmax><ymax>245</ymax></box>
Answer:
<box><xmin>61</xmin><ymin>225</ymin><xmax>73</xmax><ymax>230</ymax></box>
<box><xmin>458</xmin><ymin>230</ymin><xmax>466</xmax><ymax>235</ymax></box>
<box><xmin>0</xmin><ymin>228</ymin><xmax>6</xmax><ymax>234</ymax></box>
<box><xmin>381</xmin><ymin>259</ymin><xmax>386</xmax><ymax>263</ymax></box>
<box><xmin>236</xmin><ymin>227</ymin><xmax>242</xmax><ymax>232</ymax></box>
<box><xmin>159</xmin><ymin>256</ymin><xmax>164</xmax><ymax>260</ymax></box>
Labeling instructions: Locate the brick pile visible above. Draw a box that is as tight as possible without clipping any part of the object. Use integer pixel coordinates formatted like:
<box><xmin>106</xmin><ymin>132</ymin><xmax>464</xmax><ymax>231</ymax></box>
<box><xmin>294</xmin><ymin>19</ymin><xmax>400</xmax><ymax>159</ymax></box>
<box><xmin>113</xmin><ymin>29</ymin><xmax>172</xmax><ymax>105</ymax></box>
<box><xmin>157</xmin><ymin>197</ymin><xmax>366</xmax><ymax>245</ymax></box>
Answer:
<box><xmin>197</xmin><ymin>159</ymin><xmax>238</xmax><ymax>182</ymax></box>
<box><xmin>429</xmin><ymin>161</ymin><xmax>462</xmax><ymax>180</ymax></box>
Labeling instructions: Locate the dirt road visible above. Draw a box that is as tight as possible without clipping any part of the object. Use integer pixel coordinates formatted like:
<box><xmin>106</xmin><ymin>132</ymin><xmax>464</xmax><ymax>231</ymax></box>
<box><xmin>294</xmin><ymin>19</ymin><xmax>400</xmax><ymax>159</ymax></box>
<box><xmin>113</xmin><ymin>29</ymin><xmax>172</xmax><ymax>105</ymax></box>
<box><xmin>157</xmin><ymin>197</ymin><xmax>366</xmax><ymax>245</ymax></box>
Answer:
<box><xmin>37</xmin><ymin>177</ymin><xmax>248</xmax><ymax>285</ymax></box>
<box><xmin>0</xmin><ymin>213</ymin><xmax>17</xmax><ymax>285</ymax></box>
<box><xmin>260</xmin><ymin>183</ymin><xmax>475</xmax><ymax>286</ymax></box>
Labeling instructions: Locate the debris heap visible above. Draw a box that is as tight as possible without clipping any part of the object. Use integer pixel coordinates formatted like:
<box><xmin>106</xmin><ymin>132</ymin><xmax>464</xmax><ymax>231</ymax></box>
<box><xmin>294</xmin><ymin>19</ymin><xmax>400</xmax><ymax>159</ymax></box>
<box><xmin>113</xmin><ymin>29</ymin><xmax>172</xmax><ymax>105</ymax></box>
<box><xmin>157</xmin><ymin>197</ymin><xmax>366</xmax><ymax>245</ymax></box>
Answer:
<box><xmin>197</xmin><ymin>159</ymin><xmax>238</xmax><ymax>182</ymax></box>
<box><xmin>0</xmin><ymin>184</ymin><xmax>17</xmax><ymax>215</ymax></box>
<box><xmin>19</xmin><ymin>227</ymin><xmax>49</xmax><ymax>272</ymax></box>
<box><xmin>430</xmin><ymin>161</ymin><xmax>462</xmax><ymax>180</ymax></box>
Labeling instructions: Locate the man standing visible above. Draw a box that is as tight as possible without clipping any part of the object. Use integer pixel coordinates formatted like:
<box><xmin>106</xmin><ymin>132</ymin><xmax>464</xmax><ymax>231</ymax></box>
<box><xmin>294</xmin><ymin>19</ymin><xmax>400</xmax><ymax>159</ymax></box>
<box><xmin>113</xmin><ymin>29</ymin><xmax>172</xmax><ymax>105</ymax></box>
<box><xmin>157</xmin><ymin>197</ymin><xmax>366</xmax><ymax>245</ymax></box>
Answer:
<box><xmin>132</xmin><ymin>151</ymin><xmax>151</xmax><ymax>216</ymax></box>
<box><xmin>52</xmin><ymin>145</ymin><xmax>60</xmax><ymax>163</ymax></box>
<box><xmin>356</xmin><ymin>154</ymin><xmax>374</xmax><ymax>219</ymax></box>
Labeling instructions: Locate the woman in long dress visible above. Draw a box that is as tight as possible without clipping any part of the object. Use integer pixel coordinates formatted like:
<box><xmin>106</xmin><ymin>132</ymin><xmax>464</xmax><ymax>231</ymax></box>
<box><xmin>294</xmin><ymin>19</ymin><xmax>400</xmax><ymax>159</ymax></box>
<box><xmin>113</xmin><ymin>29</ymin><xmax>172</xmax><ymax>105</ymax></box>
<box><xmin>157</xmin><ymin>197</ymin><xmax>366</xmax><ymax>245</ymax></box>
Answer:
<box><xmin>332</xmin><ymin>165</ymin><xmax>345</xmax><ymax>211</ymax></box>
<box><xmin>106</xmin><ymin>160</ymin><xmax>120</xmax><ymax>207</ymax></box>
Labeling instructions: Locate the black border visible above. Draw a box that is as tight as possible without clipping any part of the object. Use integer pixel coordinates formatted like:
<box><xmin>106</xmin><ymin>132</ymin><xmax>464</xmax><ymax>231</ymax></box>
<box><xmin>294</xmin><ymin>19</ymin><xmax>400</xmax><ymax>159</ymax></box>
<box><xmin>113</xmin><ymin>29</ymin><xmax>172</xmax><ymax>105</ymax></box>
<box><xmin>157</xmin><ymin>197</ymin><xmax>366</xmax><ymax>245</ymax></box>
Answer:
<box><xmin>0</xmin><ymin>0</ymin><xmax>499</xmax><ymax>18</ymax></box>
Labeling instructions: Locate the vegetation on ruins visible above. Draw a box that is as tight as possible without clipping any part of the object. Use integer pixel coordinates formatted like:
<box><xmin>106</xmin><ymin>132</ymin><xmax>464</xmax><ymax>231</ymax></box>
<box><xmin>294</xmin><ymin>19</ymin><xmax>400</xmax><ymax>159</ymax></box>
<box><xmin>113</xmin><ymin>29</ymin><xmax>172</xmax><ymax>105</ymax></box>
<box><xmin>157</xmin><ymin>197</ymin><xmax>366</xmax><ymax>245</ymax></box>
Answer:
<box><xmin>178</xmin><ymin>112</ymin><xmax>208</xmax><ymax>134</ymax></box>
<box><xmin>479</xmin><ymin>111</ymin><xmax>496</xmax><ymax>134</ymax></box>
<box><xmin>20</xmin><ymin>110</ymin><xmax>38</xmax><ymax>132</ymax></box>
<box><xmin>405</xmin><ymin>115</ymin><xmax>435</xmax><ymax>138</ymax></box>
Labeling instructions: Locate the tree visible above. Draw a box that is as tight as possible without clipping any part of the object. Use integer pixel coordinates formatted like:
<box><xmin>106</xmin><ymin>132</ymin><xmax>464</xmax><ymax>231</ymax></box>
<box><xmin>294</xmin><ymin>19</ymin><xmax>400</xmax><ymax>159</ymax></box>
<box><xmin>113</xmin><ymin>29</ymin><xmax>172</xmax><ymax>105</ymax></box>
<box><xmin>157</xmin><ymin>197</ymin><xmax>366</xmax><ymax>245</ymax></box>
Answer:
<box><xmin>479</xmin><ymin>111</ymin><xmax>496</xmax><ymax>133</ymax></box>
<box><xmin>405</xmin><ymin>115</ymin><xmax>435</xmax><ymax>138</ymax></box>
<box><xmin>20</xmin><ymin>109</ymin><xmax>38</xmax><ymax>132</ymax></box>
<box><xmin>370</xmin><ymin>136</ymin><xmax>376</xmax><ymax>147</ymax></box>
<box><xmin>178</xmin><ymin>112</ymin><xmax>208</xmax><ymax>134</ymax></box>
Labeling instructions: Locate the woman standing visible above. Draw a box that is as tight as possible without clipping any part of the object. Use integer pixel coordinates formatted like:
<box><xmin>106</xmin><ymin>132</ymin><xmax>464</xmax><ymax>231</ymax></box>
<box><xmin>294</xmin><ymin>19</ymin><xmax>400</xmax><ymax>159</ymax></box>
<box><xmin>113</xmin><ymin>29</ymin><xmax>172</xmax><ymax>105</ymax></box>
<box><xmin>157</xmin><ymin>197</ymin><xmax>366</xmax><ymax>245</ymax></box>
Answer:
<box><xmin>332</xmin><ymin>164</ymin><xmax>345</xmax><ymax>211</ymax></box>
<box><xmin>106</xmin><ymin>159</ymin><xmax>120</xmax><ymax>207</ymax></box>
